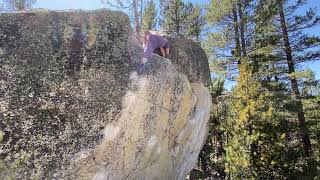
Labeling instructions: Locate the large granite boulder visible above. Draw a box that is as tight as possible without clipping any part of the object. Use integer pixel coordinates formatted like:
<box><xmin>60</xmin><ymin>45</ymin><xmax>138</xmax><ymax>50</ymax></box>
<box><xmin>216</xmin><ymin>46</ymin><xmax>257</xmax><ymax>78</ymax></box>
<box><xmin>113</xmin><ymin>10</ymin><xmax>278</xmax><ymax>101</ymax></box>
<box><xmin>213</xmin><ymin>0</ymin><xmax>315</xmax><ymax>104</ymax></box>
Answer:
<box><xmin>155</xmin><ymin>37</ymin><xmax>211</xmax><ymax>86</ymax></box>
<box><xmin>0</xmin><ymin>10</ymin><xmax>211</xmax><ymax>179</ymax></box>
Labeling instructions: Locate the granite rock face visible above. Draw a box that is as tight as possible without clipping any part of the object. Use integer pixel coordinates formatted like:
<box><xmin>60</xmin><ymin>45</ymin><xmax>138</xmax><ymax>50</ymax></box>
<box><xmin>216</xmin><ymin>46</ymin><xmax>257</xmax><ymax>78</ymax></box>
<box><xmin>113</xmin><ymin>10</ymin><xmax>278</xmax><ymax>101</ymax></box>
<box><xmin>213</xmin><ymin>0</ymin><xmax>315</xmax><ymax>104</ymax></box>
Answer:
<box><xmin>166</xmin><ymin>37</ymin><xmax>211</xmax><ymax>86</ymax></box>
<box><xmin>0</xmin><ymin>10</ymin><xmax>211</xmax><ymax>179</ymax></box>
<box><xmin>153</xmin><ymin>37</ymin><xmax>211</xmax><ymax>86</ymax></box>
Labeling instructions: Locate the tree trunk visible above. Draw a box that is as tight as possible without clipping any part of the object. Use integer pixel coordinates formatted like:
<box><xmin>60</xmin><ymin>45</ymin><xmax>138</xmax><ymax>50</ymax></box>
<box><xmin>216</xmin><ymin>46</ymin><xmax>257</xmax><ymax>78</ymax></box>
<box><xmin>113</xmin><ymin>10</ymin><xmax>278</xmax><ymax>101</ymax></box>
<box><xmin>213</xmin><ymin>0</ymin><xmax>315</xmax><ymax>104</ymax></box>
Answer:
<box><xmin>132</xmin><ymin>0</ymin><xmax>141</xmax><ymax>35</ymax></box>
<box><xmin>237</xmin><ymin>0</ymin><xmax>247</xmax><ymax>57</ymax></box>
<box><xmin>139</xmin><ymin>0</ymin><xmax>143</xmax><ymax>27</ymax></box>
<box><xmin>18</xmin><ymin>0</ymin><xmax>26</xmax><ymax>10</ymax></box>
<box><xmin>231</xmin><ymin>1</ymin><xmax>241</xmax><ymax>64</ymax></box>
<box><xmin>278</xmin><ymin>0</ymin><xmax>312</xmax><ymax>157</ymax></box>
<box><xmin>175</xmin><ymin>1</ymin><xmax>180</xmax><ymax>35</ymax></box>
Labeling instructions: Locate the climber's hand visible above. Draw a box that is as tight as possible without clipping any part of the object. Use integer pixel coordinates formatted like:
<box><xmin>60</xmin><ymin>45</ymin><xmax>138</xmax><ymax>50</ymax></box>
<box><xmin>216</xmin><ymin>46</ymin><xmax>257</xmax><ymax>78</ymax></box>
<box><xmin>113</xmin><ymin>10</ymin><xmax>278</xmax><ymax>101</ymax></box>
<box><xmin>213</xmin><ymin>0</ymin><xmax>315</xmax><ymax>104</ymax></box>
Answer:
<box><xmin>142</xmin><ymin>57</ymin><xmax>148</xmax><ymax>64</ymax></box>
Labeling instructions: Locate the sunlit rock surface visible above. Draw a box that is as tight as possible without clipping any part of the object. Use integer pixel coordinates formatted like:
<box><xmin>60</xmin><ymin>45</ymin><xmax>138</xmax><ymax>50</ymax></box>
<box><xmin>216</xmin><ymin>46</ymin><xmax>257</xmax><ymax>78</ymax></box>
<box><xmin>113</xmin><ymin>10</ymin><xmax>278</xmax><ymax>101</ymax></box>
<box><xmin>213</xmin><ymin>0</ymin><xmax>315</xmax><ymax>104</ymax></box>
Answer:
<box><xmin>0</xmin><ymin>10</ymin><xmax>211</xmax><ymax>179</ymax></box>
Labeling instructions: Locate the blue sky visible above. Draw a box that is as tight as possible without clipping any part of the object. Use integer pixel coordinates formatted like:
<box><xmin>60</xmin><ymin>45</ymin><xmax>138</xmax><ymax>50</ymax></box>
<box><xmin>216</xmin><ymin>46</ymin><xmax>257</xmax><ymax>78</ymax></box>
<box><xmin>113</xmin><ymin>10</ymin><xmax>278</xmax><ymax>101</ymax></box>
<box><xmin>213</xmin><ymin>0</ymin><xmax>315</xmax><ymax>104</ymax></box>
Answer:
<box><xmin>34</xmin><ymin>0</ymin><xmax>103</xmax><ymax>10</ymax></box>
<box><xmin>30</xmin><ymin>0</ymin><xmax>319</xmax><ymax>81</ymax></box>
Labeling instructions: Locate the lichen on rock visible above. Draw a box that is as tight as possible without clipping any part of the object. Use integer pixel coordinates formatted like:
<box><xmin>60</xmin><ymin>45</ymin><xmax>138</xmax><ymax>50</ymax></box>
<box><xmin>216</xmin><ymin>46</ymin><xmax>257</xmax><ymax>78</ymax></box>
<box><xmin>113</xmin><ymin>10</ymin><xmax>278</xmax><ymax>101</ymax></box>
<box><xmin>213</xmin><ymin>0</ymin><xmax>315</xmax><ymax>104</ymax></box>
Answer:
<box><xmin>0</xmin><ymin>9</ymin><xmax>212</xmax><ymax>179</ymax></box>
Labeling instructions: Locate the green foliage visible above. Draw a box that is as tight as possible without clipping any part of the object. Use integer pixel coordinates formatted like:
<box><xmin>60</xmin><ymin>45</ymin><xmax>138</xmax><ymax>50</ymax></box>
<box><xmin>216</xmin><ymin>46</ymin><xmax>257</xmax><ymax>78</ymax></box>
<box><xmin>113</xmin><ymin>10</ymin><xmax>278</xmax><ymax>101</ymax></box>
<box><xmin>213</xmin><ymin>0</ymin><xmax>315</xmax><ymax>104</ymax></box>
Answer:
<box><xmin>224</xmin><ymin>62</ymin><xmax>300</xmax><ymax>178</ymax></box>
<box><xmin>159</xmin><ymin>0</ymin><xmax>204</xmax><ymax>38</ymax></box>
<box><xmin>1</xmin><ymin>0</ymin><xmax>36</xmax><ymax>11</ymax></box>
<box><xmin>205</xmin><ymin>0</ymin><xmax>233</xmax><ymax>24</ymax></box>
<box><xmin>187</xmin><ymin>5</ymin><xmax>206</xmax><ymax>41</ymax></box>
<box><xmin>195</xmin><ymin>78</ymin><xmax>228</xmax><ymax>179</ymax></box>
<box><xmin>159</xmin><ymin>0</ymin><xmax>191</xmax><ymax>35</ymax></box>
<box><xmin>141</xmin><ymin>0</ymin><xmax>157</xmax><ymax>30</ymax></box>
<box><xmin>199</xmin><ymin>0</ymin><xmax>320</xmax><ymax>179</ymax></box>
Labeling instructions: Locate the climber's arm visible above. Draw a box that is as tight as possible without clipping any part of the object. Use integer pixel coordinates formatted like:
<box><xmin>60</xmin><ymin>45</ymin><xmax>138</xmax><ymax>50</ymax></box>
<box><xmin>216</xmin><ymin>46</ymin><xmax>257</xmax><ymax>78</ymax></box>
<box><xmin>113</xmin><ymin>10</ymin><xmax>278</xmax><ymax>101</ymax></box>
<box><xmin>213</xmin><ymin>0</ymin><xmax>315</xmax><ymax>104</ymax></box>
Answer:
<box><xmin>143</xmin><ymin>41</ymin><xmax>154</xmax><ymax>59</ymax></box>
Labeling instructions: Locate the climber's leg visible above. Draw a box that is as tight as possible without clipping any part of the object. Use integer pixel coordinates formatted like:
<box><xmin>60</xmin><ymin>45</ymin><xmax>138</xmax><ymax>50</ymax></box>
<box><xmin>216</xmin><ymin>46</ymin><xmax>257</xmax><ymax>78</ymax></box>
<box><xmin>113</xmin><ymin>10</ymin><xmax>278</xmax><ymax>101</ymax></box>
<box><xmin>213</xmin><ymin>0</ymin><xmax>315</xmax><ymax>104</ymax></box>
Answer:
<box><xmin>165</xmin><ymin>48</ymin><xmax>170</xmax><ymax>56</ymax></box>
<box><xmin>163</xmin><ymin>41</ymin><xmax>170</xmax><ymax>56</ymax></box>
<box><xmin>160</xmin><ymin>47</ymin><xmax>166</xmax><ymax>58</ymax></box>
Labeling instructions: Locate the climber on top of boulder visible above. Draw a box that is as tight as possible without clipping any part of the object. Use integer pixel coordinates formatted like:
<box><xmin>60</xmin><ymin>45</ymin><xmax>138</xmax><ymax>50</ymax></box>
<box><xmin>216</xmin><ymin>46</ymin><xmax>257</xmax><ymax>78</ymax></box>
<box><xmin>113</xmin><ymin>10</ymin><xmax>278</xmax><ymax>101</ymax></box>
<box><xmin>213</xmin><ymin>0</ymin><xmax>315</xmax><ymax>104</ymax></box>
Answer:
<box><xmin>142</xmin><ymin>30</ymin><xmax>170</xmax><ymax>59</ymax></box>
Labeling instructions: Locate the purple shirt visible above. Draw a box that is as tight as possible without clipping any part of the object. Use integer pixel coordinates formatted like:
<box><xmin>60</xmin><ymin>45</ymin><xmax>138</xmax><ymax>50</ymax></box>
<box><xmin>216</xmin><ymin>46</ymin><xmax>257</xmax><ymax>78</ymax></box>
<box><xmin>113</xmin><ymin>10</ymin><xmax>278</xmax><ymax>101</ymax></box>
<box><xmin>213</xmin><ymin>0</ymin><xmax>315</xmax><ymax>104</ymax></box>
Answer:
<box><xmin>143</xmin><ymin>34</ymin><xmax>168</xmax><ymax>58</ymax></box>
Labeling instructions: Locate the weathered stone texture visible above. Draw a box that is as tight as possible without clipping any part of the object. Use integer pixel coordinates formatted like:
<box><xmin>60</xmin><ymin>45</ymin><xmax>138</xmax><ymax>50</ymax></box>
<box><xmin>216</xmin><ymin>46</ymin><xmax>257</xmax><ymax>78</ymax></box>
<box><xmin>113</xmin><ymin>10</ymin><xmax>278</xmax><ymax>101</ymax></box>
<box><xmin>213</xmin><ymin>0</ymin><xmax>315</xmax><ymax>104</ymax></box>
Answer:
<box><xmin>0</xmin><ymin>10</ymin><xmax>132</xmax><ymax>178</ymax></box>
<box><xmin>168</xmin><ymin>37</ymin><xmax>211</xmax><ymax>86</ymax></box>
<box><xmin>0</xmin><ymin>10</ymin><xmax>211</xmax><ymax>179</ymax></box>
<box><xmin>154</xmin><ymin>37</ymin><xmax>211</xmax><ymax>86</ymax></box>
<box><xmin>67</xmin><ymin>58</ymin><xmax>211</xmax><ymax>180</ymax></box>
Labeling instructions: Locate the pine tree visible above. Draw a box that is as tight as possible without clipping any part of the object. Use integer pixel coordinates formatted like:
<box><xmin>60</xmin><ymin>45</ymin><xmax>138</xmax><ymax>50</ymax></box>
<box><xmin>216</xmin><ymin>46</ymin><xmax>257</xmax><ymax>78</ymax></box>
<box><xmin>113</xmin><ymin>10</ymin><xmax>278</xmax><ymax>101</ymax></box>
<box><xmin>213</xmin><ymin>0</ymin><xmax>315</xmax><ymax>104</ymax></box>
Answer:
<box><xmin>301</xmin><ymin>70</ymin><xmax>320</xmax><ymax>149</ymax></box>
<box><xmin>187</xmin><ymin>5</ymin><xmax>206</xmax><ymax>41</ymax></box>
<box><xmin>159</xmin><ymin>0</ymin><xmax>193</xmax><ymax>36</ymax></box>
<box><xmin>204</xmin><ymin>0</ymin><xmax>320</xmax><ymax>178</ymax></box>
<box><xmin>1</xmin><ymin>0</ymin><xmax>36</xmax><ymax>11</ymax></box>
<box><xmin>275</xmin><ymin>0</ymin><xmax>320</xmax><ymax>157</ymax></box>
<box><xmin>141</xmin><ymin>0</ymin><xmax>157</xmax><ymax>30</ymax></box>
<box><xmin>192</xmin><ymin>77</ymin><xmax>228</xmax><ymax>179</ymax></box>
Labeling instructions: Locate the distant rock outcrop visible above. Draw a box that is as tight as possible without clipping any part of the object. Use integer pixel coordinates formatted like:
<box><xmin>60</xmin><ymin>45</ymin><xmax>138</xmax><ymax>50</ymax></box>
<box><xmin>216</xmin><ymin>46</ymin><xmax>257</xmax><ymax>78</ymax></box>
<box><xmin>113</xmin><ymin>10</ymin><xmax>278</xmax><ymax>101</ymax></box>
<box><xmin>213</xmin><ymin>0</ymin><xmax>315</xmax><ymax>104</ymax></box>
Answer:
<box><xmin>0</xmin><ymin>10</ymin><xmax>211</xmax><ymax>179</ymax></box>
